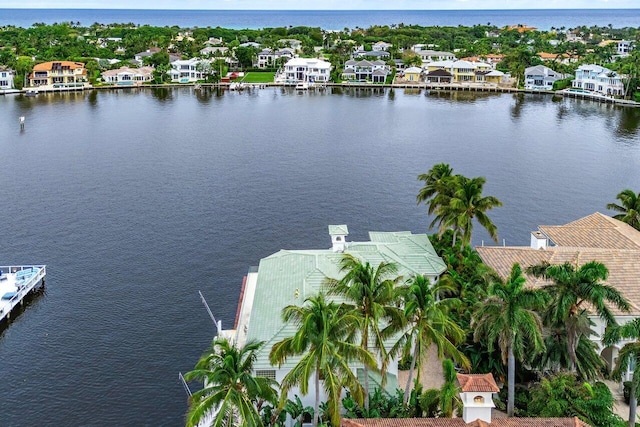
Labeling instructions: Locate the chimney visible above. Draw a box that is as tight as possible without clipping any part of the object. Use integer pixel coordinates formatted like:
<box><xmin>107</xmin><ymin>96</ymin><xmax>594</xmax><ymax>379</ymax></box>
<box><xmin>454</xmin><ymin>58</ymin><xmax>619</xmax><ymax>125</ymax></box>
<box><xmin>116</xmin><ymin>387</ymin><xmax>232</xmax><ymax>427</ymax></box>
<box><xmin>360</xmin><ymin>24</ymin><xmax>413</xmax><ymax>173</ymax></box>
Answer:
<box><xmin>457</xmin><ymin>373</ymin><xmax>500</xmax><ymax>424</ymax></box>
<box><xmin>530</xmin><ymin>230</ymin><xmax>548</xmax><ymax>250</ymax></box>
<box><xmin>328</xmin><ymin>225</ymin><xmax>348</xmax><ymax>252</ymax></box>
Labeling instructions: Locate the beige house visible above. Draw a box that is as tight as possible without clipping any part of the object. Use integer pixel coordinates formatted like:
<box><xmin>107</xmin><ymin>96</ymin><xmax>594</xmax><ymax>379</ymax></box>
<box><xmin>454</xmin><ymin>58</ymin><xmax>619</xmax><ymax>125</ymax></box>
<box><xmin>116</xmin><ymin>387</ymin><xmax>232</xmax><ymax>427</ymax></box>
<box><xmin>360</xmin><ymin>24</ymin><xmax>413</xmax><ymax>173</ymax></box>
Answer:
<box><xmin>29</xmin><ymin>61</ymin><xmax>88</xmax><ymax>89</ymax></box>
<box><xmin>477</xmin><ymin>212</ymin><xmax>640</xmax><ymax>379</ymax></box>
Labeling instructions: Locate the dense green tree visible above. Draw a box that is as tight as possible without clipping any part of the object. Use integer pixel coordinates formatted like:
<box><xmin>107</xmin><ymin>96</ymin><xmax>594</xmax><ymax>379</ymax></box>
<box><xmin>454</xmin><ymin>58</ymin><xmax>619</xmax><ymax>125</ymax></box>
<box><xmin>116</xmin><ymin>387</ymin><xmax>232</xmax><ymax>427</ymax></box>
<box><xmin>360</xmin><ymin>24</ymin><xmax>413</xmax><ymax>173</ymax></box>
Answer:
<box><xmin>269</xmin><ymin>293</ymin><xmax>375</xmax><ymax>427</ymax></box>
<box><xmin>328</xmin><ymin>254</ymin><xmax>404</xmax><ymax>410</ymax></box>
<box><xmin>604</xmin><ymin>318</ymin><xmax>640</xmax><ymax>426</ymax></box>
<box><xmin>607</xmin><ymin>189</ymin><xmax>640</xmax><ymax>231</ymax></box>
<box><xmin>184</xmin><ymin>338</ymin><xmax>278</xmax><ymax>427</ymax></box>
<box><xmin>473</xmin><ymin>263</ymin><xmax>546</xmax><ymax>416</ymax></box>
<box><xmin>393</xmin><ymin>275</ymin><xmax>468</xmax><ymax>404</ymax></box>
<box><xmin>527</xmin><ymin>260</ymin><xmax>630</xmax><ymax>372</ymax></box>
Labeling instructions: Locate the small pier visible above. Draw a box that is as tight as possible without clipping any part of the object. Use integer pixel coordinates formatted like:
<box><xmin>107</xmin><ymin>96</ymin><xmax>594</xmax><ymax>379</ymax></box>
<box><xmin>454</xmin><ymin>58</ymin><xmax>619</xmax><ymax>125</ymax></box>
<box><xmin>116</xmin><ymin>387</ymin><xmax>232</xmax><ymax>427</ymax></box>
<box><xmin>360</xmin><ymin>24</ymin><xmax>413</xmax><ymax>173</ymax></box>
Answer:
<box><xmin>0</xmin><ymin>265</ymin><xmax>47</xmax><ymax>324</ymax></box>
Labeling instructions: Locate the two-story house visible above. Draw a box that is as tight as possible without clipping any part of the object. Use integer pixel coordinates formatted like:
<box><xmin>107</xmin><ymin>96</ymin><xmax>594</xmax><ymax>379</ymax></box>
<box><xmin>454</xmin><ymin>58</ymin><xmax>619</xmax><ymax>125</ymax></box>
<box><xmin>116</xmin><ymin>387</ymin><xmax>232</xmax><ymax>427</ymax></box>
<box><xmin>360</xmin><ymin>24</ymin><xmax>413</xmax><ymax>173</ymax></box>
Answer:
<box><xmin>372</xmin><ymin>41</ymin><xmax>392</xmax><ymax>52</ymax></box>
<box><xmin>572</xmin><ymin>64</ymin><xmax>624</xmax><ymax>96</ymax></box>
<box><xmin>168</xmin><ymin>58</ymin><xmax>210</xmax><ymax>83</ymax></box>
<box><xmin>414</xmin><ymin>49</ymin><xmax>456</xmax><ymax>67</ymax></box>
<box><xmin>524</xmin><ymin>64</ymin><xmax>565</xmax><ymax>90</ymax></box>
<box><xmin>617</xmin><ymin>40</ymin><xmax>633</xmax><ymax>57</ymax></box>
<box><xmin>255</xmin><ymin>48</ymin><xmax>295</xmax><ymax>68</ymax></box>
<box><xmin>342</xmin><ymin>59</ymin><xmax>389</xmax><ymax>83</ymax></box>
<box><xmin>281</xmin><ymin>57</ymin><xmax>331</xmax><ymax>84</ymax></box>
<box><xmin>28</xmin><ymin>61</ymin><xmax>88</xmax><ymax>89</ymax></box>
<box><xmin>0</xmin><ymin>66</ymin><xmax>15</xmax><ymax>90</ymax></box>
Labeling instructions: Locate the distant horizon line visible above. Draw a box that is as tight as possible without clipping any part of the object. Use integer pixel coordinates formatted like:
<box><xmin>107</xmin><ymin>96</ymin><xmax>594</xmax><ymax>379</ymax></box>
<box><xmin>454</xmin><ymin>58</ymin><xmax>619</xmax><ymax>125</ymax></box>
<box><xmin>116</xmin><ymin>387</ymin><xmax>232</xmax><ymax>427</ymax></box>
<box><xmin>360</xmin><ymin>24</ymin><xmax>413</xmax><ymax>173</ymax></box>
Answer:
<box><xmin>2</xmin><ymin>7</ymin><xmax>639</xmax><ymax>11</ymax></box>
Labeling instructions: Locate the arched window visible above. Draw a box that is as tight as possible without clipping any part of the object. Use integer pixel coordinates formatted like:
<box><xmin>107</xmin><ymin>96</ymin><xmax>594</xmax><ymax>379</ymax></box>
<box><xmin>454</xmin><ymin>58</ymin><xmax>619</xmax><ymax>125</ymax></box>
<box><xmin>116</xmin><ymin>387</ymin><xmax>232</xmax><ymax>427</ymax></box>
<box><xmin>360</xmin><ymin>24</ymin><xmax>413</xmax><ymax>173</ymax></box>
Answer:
<box><xmin>474</xmin><ymin>396</ymin><xmax>484</xmax><ymax>404</ymax></box>
<box><xmin>336</xmin><ymin>236</ymin><xmax>342</xmax><ymax>241</ymax></box>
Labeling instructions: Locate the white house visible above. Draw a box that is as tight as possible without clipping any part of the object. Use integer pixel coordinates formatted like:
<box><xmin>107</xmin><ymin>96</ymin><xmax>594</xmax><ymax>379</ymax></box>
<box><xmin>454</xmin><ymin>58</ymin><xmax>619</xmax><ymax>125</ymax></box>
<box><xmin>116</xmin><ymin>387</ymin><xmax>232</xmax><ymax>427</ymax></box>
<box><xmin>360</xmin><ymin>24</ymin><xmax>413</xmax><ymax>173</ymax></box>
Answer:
<box><xmin>168</xmin><ymin>58</ymin><xmax>210</xmax><ymax>83</ymax></box>
<box><xmin>278</xmin><ymin>38</ymin><xmax>303</xmax><ymax>51</ymax></box>
<box><xmin>281</xmin><ymin>57</ymin><xmax>331</xmax><ymax>83</ymax></box>
<box><xmin>524</xmin><ymin>65</ymin><xmax>565</xmax><ymax>90</ymax></box>
<box><xmin>372</xmin><ymin>41</ymin><xmax>392</xmax><ymax>52</ymax></box>
<box><xmin>414</xmin><ymin>49</ymin><xmax>456</xmax><ymax>67</ymax></box>
<box><xmin>477</xmin><ymin>212</ymin><xmax>640</xmax><ymax>383</ymax></box>
<box><xmin>0</xmin><ymin>67</ymin><xmax>15</xmax><ymax>90</ymax></box>
<box><xmin>255</xmin><ymin>48</ymin><xmax>295</xmax><ymax>68</ymax></box>
<box><xmin>200</xmin><ymin>46</ymin><xmax>228</xmax><ymax>57</ymax></box>
<box><xmin>101</xmin><ymin>66</ymin><xmax>154</xmax><ymax>85</ymax></box>
<box><xmin>617</xmin><ymin>40</ymin><xmax>633</xmax><ymax>57</ymax></box>
<box><xmin>217</xmin><ymin>225</ymin><xmax>447</xmax><ymax>415</ymax></box>
<box><xmin>572</xmin><ymin>64</ymin><xmax>624</xmax><ymax>96</ymax></box>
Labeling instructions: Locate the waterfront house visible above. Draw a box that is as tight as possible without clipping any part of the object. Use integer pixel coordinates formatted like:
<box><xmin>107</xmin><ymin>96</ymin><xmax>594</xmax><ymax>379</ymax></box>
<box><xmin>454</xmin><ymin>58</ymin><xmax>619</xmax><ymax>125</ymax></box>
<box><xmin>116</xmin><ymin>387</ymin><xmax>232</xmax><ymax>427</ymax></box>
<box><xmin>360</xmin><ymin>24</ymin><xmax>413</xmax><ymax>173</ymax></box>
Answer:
<box><xmin>28</xmin><ymin>61</ymin><xmax>88</xmax><ymax>89</ymax></box>
<box><xmin>476</xmin><ymin>212</ymin><xmax>640</xmax><ymax>382</ymax></box>
<box><xmin>217</xmin><ymin>226</ymin><xmax>447</xmax><ymax>414</ymax></box>
<box><xmin>281</xmin><ymin>57</ymin><xmax>331</xmax><ymax>83</ymax></box>
<box><xmin>341</xmin><ymin>59</ymin><xmax>389</xmax><ymax>83</ymax></box>
<box><xmin>255</xmin><ymin>48</ymin><xmax>295</xmax><ymax>68</ymax></box>
<box><xmin>101</xmin><ymin>66</ymin><xmax>154</xmax><ymax>85</ymax></box>
<box><xmin>372</xmin><ymin>41</ymin><xmax>392</xmax><ymax>52</ymax></box>
<box><xmin>572</xmin><ymin>64</ymin><xmax>624</xmax><ymax>96</ymax></box>
<box><xmin>404</xmin><ymin>66</ymin><xmax>424</xmax><ymax>82</ymax></box>
<box><xmin>0</xmin><ymin>66</ymin><xmax>15</xmax><ymax>90</ymax></box>
<box><xmin>524</xmin><ymin>64</ymin><xmax>565</xmax><ymax>90</ymax></box>
<box><xmin>426</xmin><ymin>60</ymin><xmax>493</xmax><ymax>83</ymax></box>
<box><xmin>168</xmin><ymin>58</ymin><xmax>210</xmax><ymax>83</ymax></box>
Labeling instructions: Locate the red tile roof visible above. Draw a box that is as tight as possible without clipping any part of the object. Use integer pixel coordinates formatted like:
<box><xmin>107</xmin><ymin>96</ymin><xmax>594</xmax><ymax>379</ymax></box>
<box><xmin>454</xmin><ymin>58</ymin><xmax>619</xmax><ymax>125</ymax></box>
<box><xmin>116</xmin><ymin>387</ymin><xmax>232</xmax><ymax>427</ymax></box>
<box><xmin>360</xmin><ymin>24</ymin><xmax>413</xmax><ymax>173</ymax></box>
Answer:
<box><xmin>457</xmin><ymin>373</ymin><xmax>500</xmax><ymax>392</ymax></box>
<box><xmin>342</xmin><ymin>417</ymin><xmax>591</xmax><ymax>426</ymax></box>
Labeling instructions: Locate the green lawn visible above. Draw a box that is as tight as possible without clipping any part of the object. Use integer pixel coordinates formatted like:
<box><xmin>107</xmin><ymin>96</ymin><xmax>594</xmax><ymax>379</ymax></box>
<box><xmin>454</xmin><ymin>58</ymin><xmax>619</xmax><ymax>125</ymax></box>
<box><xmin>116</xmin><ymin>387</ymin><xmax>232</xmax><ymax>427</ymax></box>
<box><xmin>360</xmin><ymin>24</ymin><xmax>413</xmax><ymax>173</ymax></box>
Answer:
<box><xmin>241</xmin><ymin>72</ymin><xmax>276</xmax><ymax>83</ymax></box>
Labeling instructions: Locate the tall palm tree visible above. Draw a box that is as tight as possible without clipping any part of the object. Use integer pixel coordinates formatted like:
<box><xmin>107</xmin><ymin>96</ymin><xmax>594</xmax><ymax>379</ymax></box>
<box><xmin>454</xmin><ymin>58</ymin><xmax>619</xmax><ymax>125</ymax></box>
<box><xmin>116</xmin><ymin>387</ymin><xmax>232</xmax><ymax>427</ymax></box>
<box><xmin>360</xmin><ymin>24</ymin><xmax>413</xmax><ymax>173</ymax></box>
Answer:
<box><xmin>184</xmin><ymin>338</ymin><xmax>278</xmax><ymax>427</ymax></box>
<box><xmin>269</xmin><ymin>293</ymin><xmax>376</xmax><ymax>427</ymax></box>
<box><xmin>435</xmin><ymin>175</ymin><xmax>502</xmax><ymax>246</ymax></box>
<box><xmin>419</xmin><ymin>359</ymin><xmax>462</xmax><ymax>418</ymax></box>
<box><xmin>417</xmin><ymin>163</ymin><xmax>455</xmax><ymax>215</ymax></box>
<box><xmin>604</xmin><ymin>318</ymin><xmax>640</xmax><ymax>427</ymax></box>
<box><xmin>527</xmin><ymin>260</ymin><xmax>630</xmax><ymax>372</ymax></box>
<box><xmin>607</xmin><ymin>189</ymin><xmax>640</xmax><ymax>231</ymax></box>
<box><xmin>473</xmin><ymin>263</ymin><xmax>546</xmax><ymax>417</ymax></box>
<box><xmin>327</xmin><ymin>254</ymin><xmax>404</xmax><ymax>410</ymax></box>
<box><xmin>393</xmin><ymin>275</ymin><xmax>468</xmax><ymax>404</ymax></box>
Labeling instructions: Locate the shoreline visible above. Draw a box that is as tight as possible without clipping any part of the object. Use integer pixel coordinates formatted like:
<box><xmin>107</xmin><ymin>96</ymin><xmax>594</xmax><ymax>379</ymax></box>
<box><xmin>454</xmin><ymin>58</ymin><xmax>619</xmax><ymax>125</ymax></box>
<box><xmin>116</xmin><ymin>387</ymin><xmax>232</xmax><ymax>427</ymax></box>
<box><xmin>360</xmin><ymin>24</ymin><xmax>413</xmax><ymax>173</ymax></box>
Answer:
<box><xmin>9</xmin><ymin>83</ymin><xmax>639</xmax><ymax>108</ymax></box>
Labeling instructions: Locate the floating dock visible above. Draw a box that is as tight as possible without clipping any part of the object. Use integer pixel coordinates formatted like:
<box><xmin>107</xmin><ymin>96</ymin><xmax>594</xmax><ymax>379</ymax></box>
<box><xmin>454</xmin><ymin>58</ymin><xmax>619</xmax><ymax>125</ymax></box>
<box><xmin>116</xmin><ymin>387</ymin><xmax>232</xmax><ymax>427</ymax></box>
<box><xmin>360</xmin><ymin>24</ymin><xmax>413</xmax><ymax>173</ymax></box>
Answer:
<box><xmin>0</xmin><ymin>265</ymin><xmax>47</xmax><ymax>324</ymax></box>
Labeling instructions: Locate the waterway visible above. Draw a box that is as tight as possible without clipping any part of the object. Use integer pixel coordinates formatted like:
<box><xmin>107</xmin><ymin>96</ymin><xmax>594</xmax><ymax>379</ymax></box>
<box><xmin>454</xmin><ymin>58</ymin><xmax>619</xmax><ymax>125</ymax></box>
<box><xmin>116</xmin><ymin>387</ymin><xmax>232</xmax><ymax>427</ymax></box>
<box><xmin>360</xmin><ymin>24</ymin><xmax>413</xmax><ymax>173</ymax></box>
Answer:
<box><xmin>0</xmin><ymin>87</ymin><xmax>639</xmax><ymax>426</ymax></box>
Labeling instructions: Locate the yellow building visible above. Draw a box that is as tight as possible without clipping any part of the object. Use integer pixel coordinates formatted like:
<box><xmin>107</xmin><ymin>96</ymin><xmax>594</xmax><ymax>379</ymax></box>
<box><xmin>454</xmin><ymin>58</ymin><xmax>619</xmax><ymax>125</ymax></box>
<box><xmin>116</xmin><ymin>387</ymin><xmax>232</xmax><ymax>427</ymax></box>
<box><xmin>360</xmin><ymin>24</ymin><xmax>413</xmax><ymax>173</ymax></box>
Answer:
<box><xmin>29</xmin><ymin>61</ymin><xmax>87</xmax><ymax>88</ymax></box>
<box><xmin>403</xmin><ymin>66</ymin><xmax>423</xmax><ymax>82</ymax></box>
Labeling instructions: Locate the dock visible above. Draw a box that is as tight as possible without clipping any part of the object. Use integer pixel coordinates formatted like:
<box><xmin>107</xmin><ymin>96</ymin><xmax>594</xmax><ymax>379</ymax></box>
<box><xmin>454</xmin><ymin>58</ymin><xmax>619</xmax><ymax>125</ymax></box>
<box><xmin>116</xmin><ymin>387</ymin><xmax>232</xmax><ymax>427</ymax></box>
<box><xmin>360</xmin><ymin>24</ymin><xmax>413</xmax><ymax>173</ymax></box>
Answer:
<box><xmin>0</xmin><ymin>265</ymin><xmax>47</xmax><ymax>324</ymax></box>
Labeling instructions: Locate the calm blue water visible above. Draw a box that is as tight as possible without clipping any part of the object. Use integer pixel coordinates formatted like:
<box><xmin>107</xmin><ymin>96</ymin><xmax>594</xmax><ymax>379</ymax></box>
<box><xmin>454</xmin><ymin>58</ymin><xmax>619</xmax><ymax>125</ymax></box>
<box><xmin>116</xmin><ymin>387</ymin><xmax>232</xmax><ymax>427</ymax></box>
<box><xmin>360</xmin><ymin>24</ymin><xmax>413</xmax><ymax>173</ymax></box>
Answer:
<box><xmin>0</xmin><ymin>88</ymin><xmax>639</xmax><ymax>426</ymax></box>
<box><xmin>1</xmin><ymin>8</ymin><xmax>639</xmax><ymax>30</ymax></box>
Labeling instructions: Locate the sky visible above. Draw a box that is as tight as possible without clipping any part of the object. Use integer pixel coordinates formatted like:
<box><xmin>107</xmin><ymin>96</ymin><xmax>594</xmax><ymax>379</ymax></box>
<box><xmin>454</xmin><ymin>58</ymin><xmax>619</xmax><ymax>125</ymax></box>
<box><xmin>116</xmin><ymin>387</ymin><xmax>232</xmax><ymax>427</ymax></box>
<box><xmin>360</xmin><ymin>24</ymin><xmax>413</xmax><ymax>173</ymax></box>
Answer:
<box><xmin>3</xmin><ymin>0</ymin><xmax>639</xmax><ymax>9</ymax></box>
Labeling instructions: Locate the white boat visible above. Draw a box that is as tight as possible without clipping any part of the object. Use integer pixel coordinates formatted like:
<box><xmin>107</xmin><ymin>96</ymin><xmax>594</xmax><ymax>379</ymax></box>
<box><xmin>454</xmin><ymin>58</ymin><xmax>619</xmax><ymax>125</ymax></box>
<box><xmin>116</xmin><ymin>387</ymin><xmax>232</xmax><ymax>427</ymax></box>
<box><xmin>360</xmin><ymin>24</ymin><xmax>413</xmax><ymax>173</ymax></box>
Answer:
<box><xmin>295</xmin><ymin>82</ymin><xmax>309</xmax><ymax>90</ymax></box>
<box><xmin>25</xmin><ymin>89</ymin><xmax>39</xmax><ymax>97</ymax></box>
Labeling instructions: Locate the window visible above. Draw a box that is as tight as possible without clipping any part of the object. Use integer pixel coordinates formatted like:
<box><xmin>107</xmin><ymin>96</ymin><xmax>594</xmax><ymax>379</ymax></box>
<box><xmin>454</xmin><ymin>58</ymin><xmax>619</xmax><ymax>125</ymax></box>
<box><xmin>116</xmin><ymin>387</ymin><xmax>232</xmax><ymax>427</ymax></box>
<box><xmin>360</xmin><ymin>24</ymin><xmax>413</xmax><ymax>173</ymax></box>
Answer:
<box><xmin>255</xmin><ymin>370</ymin><xmax>276</xmax><ymax>380</ymax></box>
<box><xmin>474</xmin><ymin>396</ymin><xmax>485</xmax><ymax>403</ymax></box>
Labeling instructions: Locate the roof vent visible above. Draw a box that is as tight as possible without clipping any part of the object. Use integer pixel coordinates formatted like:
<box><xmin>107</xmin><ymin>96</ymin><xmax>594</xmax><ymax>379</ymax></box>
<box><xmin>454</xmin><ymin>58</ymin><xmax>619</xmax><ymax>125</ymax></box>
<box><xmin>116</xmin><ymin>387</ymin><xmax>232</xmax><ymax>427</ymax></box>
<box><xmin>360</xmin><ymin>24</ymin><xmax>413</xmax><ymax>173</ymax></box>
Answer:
<box><xmin>328</xmin><ymin>225</ymin><xmax>348</xmax><ymax>252</ymax></box>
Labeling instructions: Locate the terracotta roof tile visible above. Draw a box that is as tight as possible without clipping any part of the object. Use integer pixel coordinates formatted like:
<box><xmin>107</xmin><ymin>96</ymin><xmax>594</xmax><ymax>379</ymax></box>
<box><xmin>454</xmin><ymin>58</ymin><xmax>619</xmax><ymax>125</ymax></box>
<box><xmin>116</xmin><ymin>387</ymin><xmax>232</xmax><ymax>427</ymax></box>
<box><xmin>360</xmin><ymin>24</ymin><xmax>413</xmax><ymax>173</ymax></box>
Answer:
<box><xmin>457</xmin><ymin>373</ymin><xmax>500</xmax><ymax>392</ymax></box>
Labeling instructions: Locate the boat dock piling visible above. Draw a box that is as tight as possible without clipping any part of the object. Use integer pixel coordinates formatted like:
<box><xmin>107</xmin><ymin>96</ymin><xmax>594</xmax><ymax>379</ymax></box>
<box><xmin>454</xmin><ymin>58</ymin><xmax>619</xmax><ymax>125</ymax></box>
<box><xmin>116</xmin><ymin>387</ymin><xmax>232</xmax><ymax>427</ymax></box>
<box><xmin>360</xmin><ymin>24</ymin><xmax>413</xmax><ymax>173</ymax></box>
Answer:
<box><xmin>0</xmin><ymin>265</ymin><xmax>47</xmax><ymax>324</ymax></box>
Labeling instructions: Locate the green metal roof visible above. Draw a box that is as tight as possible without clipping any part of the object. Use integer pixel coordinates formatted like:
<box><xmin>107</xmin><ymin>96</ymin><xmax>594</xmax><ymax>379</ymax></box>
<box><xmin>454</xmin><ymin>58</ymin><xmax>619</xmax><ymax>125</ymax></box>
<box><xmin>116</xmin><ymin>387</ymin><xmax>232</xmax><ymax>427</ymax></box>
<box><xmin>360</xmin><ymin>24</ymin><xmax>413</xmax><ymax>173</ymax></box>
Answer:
<box><xmin>328</xmin><ymin>224</ymin><xmax>349</xmax><ymax>235</ymax></box>
<box><xmin>246</xmin><ymin>230</ymin><xmax>447</xmax><ymax>369</ymax></box>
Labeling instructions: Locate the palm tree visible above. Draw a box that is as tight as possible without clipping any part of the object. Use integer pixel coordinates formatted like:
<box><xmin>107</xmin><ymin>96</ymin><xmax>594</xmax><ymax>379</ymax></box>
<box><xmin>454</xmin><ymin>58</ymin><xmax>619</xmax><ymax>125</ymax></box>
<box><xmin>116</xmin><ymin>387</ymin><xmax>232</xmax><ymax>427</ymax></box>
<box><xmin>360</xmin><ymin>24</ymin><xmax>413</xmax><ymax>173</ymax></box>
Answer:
<box><xmin>327</xmin><ymin>254</ymin><xmax>404</xmax><ymax>410</ymax></box>
<box><xmin>393</xmin><ymin>275</ymin><xmax>468</xmax><ymax>404</ymax></box>
<box><xmin>419</xmin><ymin>359</ymin><xmax>462</xmax><ymax>418</ymax></box>
<box><xmin>184</xmin><ymin>338</ymin><xmax>278</xmax><ymax>427</ymax></box>
<box><xmin>527</xmin><ymin>260</ymin><xmax>630</xmax><ymax>372</ymax></box>
<box><xmin>417</xmin><ymin>163</ymin><xmax>455</xmax><ymax>216</ymax></box>
<box><xmin>607</xmin><ymin>189</ymin><xmax>640</xmax><ymax>231</ymax></box>
<box><xmin>435</xmin><ymin>175</ymin><xmax>502</xmax><ymax>246</ymax></box>
<box><xmin>473</xmin><ymin>263</ymin><xmax>546</xmax><ymax>417</ymax></box>
<box><xmin>604</xmin><ymin>318</ymin><xmax>640</xmax><ymax>427</ymax></box>
<box><xmin>269</xmin><ymin>293</ymin><xmax>376</xmax><ymax>427</ymax></box>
